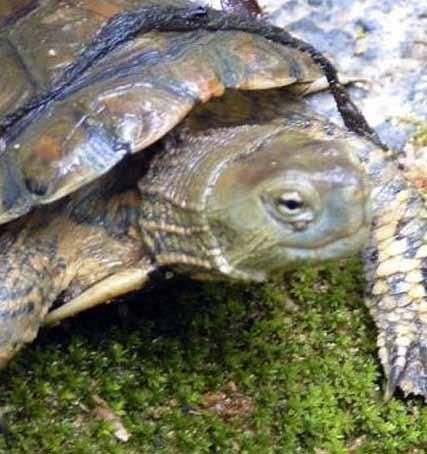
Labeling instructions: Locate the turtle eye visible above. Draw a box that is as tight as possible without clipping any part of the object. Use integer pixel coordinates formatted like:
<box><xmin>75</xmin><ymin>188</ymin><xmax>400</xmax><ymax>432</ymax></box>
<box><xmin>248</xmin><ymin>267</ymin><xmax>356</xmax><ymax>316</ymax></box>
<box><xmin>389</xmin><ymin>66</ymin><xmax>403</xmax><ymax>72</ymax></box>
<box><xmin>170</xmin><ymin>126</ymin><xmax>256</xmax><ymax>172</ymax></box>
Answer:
<box><xmin>276</xmin><ymin>192</ymin><xmax>305</xmax><ymax>215</ymax></box>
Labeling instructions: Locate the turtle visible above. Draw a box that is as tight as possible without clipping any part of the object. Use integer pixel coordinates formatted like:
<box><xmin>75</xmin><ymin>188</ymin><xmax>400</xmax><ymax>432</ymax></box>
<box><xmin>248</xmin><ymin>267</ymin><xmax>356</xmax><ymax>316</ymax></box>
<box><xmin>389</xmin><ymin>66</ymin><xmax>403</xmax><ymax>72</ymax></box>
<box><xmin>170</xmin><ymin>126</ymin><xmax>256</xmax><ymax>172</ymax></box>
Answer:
<box><xmin>0</xmin><ymin>0</ymin><xmax>374</xmax><ymax>369</ymax></box>
<box><xmin>0</xmin><ymin>0</ymin><xmax>424</xmax><ymax>401</ymax></box>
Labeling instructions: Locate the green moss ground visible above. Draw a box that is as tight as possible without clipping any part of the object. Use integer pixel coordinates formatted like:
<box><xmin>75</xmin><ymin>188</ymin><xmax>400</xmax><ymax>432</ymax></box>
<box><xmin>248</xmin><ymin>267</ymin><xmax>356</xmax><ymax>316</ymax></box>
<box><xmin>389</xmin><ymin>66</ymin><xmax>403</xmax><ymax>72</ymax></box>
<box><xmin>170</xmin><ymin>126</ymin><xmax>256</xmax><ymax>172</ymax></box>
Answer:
<box><xmin>1</xmin><ymin>258</ymin><xmax>427</xmax><ymax>453</ymax></box>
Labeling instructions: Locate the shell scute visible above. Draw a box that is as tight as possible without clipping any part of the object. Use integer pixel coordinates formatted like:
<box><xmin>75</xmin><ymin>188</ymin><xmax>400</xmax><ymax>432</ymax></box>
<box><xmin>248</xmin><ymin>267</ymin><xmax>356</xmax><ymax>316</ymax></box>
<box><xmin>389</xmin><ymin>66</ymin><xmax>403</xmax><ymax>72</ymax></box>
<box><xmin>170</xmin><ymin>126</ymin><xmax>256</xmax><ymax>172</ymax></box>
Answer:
<box><xmin>11</xmin><ymin>101</ymin><xmax>127</xmax><ymax>204</ymax></box>
<box><xmin>0</xmin><ymin>39</ymin><xmax>36</xmax><ymax>117</ymax></box>
<box><xmin>0</xmin><ymin>2</ymin><xmax>322</xmax><ymax>224</ymax></box>
<box><xmin>8</xmin><ymin>0</ymin><xmax>108</xmax><ymax>87</ymax></box>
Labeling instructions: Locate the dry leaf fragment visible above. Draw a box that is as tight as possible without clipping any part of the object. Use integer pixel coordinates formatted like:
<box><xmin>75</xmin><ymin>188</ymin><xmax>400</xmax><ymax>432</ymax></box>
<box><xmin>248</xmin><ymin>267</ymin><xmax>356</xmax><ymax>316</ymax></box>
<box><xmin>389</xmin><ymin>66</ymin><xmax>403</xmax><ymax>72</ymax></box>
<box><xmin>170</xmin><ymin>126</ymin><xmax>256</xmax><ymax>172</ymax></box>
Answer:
<box><xmin>92</xmin><ymin>395</ymin><xmax>130</xmax><ymax>442</ymax></box>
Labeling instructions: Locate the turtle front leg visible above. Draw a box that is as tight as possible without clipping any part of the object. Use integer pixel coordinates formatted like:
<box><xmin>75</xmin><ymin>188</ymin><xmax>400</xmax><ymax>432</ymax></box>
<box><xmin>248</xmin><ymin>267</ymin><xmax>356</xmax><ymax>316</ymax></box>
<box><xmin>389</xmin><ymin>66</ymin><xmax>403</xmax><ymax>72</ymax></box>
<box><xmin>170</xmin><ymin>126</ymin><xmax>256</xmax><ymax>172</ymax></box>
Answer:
<box><xmin>0</xmin><ymin>186</ymin><xmax>150</xmax><ymax>369</ymax></box>
<box><xmin>360</xmin><ymin>152</ymin><xmax>427</xmax><ymax>398</ymax></box>
<box><xmin>0</xmin><ymin>236</ymin><xmax>59</xmax><ymax>368</ymax></box>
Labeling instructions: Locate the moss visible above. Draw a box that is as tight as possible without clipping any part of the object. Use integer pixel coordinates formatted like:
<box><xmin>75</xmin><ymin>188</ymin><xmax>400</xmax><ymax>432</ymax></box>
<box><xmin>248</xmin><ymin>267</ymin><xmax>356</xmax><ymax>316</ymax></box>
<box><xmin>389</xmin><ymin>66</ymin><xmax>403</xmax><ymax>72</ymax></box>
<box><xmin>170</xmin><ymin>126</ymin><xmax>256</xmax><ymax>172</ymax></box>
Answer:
<box><xmin>1</xmin><ymin>258</ymin><xmax>427</xmax><ymax>453</ymax></box>
<box><xmin>412</xmin><ymin>123</ymin><xmax>427</xmax><ymax>147</ymax></box>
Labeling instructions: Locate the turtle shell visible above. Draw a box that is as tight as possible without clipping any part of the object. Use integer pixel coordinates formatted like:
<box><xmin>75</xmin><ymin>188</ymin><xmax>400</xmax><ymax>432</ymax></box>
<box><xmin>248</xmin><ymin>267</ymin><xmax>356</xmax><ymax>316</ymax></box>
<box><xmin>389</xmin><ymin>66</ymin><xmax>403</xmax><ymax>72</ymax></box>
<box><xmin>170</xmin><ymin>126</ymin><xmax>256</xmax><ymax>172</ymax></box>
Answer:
<box><xmin>0</xmin><ymin>0</ymin><xmax>322</xmax><ymax>224</ymax></box>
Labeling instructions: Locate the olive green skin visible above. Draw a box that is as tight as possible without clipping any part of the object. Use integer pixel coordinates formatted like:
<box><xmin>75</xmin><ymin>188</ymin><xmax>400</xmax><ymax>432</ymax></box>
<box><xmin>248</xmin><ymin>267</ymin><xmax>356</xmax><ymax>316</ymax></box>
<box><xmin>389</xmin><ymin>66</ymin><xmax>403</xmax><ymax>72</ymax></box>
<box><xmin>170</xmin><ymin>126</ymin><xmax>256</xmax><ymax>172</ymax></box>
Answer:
<box><xmin>0</xmin><ymin>1</ymin><xmax>372</xmax><ymax>372</ymax></box>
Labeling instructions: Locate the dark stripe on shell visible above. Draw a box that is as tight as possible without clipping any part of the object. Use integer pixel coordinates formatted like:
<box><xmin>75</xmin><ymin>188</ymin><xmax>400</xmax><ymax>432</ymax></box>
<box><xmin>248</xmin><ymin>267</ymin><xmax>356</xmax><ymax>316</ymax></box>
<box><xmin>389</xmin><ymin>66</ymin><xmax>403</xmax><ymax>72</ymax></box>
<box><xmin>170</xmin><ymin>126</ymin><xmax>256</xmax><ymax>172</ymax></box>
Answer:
<box><xmin>0</xmin><ymin>4</ymin><xmax>382</xmax><ymax>148</ymax></box>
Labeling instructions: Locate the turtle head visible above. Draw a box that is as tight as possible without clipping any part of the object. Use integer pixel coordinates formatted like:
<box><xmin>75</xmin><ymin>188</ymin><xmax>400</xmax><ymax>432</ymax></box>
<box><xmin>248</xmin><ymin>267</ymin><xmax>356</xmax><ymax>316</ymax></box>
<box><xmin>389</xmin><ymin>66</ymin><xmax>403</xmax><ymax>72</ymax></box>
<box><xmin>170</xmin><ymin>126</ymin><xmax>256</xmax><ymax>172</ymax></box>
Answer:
<box><xmin>206</xmin><ymin>132</ymin><xmax>372</xmax><ymax>281</ymax></box>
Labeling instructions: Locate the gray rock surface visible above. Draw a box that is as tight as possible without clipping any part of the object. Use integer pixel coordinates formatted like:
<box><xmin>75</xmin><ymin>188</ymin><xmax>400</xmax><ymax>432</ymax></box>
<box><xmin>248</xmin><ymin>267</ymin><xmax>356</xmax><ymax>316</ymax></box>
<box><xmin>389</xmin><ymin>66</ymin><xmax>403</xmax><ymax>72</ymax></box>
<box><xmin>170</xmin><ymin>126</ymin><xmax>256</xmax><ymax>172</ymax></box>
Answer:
<box><xmin>208</xmin><ymin>0</ymin><xmax>427</xmax><ymax>158</ymax></box>
<box><xmin>268</xmin><ymin>0</ymin><xmax>427</xmax><ymax>151</ymax></box>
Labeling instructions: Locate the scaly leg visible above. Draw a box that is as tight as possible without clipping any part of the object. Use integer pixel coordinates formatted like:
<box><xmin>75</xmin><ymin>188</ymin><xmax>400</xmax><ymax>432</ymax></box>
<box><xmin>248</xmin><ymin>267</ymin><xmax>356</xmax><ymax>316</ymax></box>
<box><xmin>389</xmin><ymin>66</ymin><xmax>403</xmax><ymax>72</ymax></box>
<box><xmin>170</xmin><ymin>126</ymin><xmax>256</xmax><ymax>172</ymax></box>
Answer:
<box><xmin>0</xmin><ymin>183</ymin><xmax>147</xmax><ymax>368</ymax></box>
<box><xmin>352</xmin><ymin>139</ymin><xmax>427</xmax><ymax>398</ymax></box>
<box><xmin>0</xmin><ymin>233</ymin><xmax>60</xmax><ymax>368</ymax></box>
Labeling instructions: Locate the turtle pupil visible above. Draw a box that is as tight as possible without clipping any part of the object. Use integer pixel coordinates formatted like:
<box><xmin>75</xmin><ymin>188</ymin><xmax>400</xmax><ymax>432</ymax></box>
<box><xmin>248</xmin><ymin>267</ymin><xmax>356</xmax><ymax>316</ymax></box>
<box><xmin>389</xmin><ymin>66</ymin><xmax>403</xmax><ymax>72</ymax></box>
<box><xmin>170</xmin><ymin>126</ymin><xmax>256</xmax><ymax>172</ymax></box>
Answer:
<box><xmin>280</xmin><ymin>199</ymin><xmax>303</xmax><ymax>210</ymax></box>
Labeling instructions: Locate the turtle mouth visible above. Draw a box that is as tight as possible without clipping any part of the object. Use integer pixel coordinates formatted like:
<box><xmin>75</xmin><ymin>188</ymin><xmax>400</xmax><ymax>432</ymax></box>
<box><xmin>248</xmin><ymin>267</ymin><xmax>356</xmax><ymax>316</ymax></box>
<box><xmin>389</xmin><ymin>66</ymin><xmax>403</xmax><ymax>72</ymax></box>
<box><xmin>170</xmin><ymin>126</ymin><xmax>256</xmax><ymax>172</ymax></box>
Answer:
<box><xmin>278</xmin><ymin>213</ymin><xmax>371</xmax><ymax>250</ymax></box>
<box><xmin>278</xmin><ymin>221</ymin><xmax>370</xmax><ymax>263</ymax></box>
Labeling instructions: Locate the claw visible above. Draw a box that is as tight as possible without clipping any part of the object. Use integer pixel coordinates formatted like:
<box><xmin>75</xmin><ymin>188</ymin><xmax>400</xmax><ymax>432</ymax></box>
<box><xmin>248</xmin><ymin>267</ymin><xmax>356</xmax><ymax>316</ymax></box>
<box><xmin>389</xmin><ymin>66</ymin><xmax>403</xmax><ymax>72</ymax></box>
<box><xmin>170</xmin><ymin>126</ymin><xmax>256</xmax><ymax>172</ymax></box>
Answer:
<box><xmin>382</xmin><ymin>341</ymin><xmax>427</xmax><ymax>400</ymax></box>
<box><xmin>384</xmin><ymin>366</ymin><xmax>403</xmax><ymax>402</ymax></box>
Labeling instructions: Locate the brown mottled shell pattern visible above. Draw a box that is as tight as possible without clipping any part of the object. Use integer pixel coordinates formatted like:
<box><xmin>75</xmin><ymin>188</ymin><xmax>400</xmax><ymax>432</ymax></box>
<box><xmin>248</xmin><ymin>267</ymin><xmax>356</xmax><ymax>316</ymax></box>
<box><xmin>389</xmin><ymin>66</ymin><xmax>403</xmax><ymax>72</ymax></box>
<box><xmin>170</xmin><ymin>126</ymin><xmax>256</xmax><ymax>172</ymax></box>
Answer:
<box><xmin>0</xmin><ymin>0</ymin><xmax>321</xmax><ymax>224</ymax></box>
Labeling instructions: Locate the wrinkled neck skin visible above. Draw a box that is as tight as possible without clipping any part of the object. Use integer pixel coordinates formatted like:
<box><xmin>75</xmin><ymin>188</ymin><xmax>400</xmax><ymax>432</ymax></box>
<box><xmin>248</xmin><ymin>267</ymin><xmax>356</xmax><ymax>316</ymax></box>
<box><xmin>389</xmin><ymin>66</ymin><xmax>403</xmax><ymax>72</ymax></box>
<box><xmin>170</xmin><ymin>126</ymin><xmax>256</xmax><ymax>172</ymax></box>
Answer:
<box><xmin>138</xmin><ymin>123</ymin><xmax>275</xmax><ymax>282</ymax></box>
<box><xmin>139</xmin><ymin>95</ymin><xmax>372</xmax><ymax>282</ymax></box>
